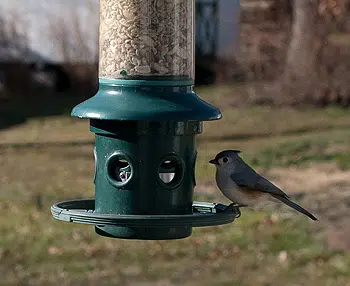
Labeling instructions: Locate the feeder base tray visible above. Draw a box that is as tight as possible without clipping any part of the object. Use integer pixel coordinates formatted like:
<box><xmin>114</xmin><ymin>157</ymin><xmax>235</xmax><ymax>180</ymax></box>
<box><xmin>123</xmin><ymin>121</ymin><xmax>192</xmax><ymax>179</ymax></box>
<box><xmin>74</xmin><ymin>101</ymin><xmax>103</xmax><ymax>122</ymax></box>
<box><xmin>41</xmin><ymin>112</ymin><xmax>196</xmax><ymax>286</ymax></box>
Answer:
<box><xmin>51</xmin><ymin>200</ymin><xmax>240</xmax><ymax>240</ymax></box>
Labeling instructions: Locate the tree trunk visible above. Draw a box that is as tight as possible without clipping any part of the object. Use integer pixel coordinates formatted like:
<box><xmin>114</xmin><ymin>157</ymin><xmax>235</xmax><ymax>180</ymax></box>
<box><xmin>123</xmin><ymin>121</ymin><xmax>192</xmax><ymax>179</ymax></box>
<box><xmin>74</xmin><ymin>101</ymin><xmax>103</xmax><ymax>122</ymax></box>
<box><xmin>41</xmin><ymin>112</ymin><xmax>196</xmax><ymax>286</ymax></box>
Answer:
<box><xmin>279</xmin><ymin>0</ymin><xmax>320</xmax><ymax>105</ymax></box>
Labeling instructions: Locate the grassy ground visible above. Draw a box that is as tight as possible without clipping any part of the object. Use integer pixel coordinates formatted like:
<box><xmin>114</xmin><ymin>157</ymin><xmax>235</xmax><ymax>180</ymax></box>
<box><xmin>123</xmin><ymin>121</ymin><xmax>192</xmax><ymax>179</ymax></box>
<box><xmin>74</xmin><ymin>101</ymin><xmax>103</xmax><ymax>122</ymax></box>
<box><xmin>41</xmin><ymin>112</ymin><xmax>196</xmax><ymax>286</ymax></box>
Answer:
<box><xmin>1</xmin><ymin>88</ymin><xmax>350</xmax><ymax>285</ymax></box>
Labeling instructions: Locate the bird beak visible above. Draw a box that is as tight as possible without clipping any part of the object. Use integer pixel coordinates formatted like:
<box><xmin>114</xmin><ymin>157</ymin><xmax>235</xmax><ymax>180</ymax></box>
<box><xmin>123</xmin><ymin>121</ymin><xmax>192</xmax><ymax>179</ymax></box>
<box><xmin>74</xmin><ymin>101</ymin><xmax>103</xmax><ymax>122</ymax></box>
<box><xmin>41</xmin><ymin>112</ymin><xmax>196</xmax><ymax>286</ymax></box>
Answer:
<box><xmin>209</xmin><ymin>159</ymin><xmax>217</xmax><ymax>165</ymax></box>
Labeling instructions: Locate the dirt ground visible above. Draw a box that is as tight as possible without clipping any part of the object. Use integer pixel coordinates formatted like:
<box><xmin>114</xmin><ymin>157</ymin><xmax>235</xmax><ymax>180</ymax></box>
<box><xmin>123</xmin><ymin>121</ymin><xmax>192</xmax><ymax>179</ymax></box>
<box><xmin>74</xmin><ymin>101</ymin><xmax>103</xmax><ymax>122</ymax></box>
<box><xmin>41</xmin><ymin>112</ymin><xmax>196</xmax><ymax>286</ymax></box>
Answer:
<box><xmin>196</xmin><ymin>163</ymin><xmax>350</xmax><ymax>251</ymax></box>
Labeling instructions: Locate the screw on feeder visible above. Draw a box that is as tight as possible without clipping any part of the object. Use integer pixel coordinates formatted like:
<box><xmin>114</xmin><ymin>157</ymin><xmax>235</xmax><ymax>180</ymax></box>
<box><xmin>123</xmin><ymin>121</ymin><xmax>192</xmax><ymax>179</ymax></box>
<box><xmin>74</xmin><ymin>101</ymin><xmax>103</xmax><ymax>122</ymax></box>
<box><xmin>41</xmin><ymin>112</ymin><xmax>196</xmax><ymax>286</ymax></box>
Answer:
<box><xmin>51</xmin><ymin>0</ymin><xmax>240</xmax><ymax>240</ymax></box>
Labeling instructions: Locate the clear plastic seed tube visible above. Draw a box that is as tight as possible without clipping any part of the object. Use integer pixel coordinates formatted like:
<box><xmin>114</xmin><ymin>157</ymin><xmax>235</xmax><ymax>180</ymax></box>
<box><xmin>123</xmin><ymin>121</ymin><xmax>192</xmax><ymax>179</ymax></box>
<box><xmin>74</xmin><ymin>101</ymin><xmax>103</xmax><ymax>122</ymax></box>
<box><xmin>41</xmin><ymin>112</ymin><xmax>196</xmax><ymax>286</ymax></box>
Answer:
<box><xmin>99</xmin><ymin>0</ymin><xmax>194</xmax><ymax>81</ymax></box>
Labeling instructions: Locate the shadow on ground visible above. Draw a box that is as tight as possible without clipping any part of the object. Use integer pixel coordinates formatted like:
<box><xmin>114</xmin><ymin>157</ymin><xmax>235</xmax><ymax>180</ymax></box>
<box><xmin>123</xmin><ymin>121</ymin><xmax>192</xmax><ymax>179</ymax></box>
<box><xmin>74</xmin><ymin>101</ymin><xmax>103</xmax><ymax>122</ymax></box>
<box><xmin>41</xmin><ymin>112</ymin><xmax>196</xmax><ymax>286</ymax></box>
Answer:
<box><xmin>0</xmin><ymin>140</ymin><xmax>94</xmax><ymax>150</ymax></box>
<box><xmin>200</xmin><ymin>125</ymin><xmax>350</xmax><ymax>142</ymax></box>
<box><xmin>0</xmin><ymin>90</ymin><xmax>92</xmax><ymax>130</ymax></box>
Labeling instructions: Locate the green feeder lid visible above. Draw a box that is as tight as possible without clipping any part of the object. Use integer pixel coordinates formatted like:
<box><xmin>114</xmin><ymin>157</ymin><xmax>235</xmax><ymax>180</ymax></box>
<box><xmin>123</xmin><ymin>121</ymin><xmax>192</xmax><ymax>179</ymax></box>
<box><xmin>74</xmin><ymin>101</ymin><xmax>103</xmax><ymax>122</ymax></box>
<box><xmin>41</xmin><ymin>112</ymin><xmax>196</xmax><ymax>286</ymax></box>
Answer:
<box><xmin>71</xmin><ymin>79</ymin><xmax>222</xmax><ymax>121</ymax></box>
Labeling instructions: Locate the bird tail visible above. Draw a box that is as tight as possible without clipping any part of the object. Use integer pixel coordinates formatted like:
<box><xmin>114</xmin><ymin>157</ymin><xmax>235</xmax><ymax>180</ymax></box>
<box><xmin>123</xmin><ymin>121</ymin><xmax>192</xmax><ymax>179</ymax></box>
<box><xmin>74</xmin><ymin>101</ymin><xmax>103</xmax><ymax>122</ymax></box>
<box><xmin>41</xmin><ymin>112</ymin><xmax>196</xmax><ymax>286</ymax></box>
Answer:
<box><xmin>271</xmin><ymin>194</ymin><xmax>318</xmax><ymax>221</ymax></box>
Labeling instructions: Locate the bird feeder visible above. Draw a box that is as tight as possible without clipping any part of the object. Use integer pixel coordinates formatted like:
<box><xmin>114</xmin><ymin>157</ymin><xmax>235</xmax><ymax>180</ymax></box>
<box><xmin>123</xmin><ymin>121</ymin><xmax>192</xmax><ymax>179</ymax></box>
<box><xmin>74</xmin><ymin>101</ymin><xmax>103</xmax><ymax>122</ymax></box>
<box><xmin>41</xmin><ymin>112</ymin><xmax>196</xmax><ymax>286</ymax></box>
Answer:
<box><xmin>51</xmin><ymin>0</ymin><xmax>240</xmax><ymax>240</ymax></box>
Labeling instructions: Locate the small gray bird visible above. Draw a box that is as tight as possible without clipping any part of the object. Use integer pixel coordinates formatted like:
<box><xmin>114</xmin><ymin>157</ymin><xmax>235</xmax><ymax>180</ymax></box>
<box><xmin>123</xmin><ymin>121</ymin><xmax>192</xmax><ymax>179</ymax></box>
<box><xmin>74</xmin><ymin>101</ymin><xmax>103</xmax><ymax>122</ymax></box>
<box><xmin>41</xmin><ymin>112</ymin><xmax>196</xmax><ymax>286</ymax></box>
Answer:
<box><xmin>209</xmin><ymin>150</ymin><xmax>317</xmax><ymax>220</ymax></box>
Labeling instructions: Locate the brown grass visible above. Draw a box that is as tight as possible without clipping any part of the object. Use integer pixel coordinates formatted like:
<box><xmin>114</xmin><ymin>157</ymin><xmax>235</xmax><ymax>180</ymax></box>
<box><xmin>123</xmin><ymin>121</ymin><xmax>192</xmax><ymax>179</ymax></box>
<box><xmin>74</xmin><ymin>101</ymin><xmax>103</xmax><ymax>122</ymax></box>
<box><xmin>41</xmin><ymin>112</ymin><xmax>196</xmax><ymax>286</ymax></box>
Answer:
<box><xmin>1</xmin><ymin>101</ymin><xmax>350</xmax><ymax>285</ymax></box>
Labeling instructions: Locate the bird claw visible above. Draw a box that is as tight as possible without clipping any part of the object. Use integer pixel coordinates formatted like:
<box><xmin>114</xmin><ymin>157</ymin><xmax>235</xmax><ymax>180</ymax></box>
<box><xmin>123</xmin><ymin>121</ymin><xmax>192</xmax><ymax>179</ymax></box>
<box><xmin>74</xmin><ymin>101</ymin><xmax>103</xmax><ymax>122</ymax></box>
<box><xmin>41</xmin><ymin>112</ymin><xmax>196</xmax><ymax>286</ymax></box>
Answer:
<box><xmin>224</xmin><ymin>203</ymin><xmax>247</xmax><ymax>218</ymax></box>
<box><xmin>235</xmin><ymin>207</ymin><xmax>241</xmax><ymax>218</ymax></box>
<box><xmin>224</xmin><ymin>203</ymin><xmax>234</xmax><ymax>212</ymax></box>
<box><xmin>224</xmin><ymin>203</ymin><xmax>241</xmax><ymax>218</ymax></box>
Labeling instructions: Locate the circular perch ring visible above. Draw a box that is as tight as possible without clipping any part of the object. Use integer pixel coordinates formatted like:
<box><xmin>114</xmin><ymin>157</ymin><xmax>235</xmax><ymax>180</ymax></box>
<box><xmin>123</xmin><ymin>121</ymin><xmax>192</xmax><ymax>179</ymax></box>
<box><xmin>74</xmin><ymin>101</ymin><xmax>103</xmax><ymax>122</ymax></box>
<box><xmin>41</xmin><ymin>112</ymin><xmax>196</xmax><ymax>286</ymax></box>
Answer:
<box><xmin>51</xmin><ymin>200</ymin><xmax>240</xmax><ymax>228</ymax></box>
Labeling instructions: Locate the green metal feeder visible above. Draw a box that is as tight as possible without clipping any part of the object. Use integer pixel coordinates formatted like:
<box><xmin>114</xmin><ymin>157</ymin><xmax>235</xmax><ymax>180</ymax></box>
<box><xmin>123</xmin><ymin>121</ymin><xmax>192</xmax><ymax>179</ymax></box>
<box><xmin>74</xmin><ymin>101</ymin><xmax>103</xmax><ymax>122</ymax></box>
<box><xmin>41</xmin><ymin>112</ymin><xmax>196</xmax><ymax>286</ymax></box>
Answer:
<box><xmin>51</xmin><ymin>0</ymin><xmax>240</xmax><ymax>240</ymax></box>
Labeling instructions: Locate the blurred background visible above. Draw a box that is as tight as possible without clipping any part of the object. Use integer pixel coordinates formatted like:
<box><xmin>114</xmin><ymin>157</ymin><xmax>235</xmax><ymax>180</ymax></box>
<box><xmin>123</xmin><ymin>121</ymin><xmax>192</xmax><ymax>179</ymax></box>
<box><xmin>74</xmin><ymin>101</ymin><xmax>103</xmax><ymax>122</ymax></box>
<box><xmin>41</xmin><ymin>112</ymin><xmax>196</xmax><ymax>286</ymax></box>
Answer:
<box><xmin>1</xmin><ymin>0</ymin><xmax>350</xmax><ymax>285</ymax></box>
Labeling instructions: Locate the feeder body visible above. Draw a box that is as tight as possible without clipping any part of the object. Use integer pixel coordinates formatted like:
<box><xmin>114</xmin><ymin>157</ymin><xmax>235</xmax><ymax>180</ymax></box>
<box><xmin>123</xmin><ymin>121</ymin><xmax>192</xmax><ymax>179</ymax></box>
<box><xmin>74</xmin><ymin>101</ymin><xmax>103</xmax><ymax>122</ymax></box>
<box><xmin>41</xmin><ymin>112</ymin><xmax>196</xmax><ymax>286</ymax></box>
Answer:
<box><xmin>99</xmin><ymin>0</ymin><xmax>194</xmax><ymax>81</ymax></box>
<box><xmin>92</xmin><ymin>120</ymin><xmax>200</xmax><ymax>239</ymax></box>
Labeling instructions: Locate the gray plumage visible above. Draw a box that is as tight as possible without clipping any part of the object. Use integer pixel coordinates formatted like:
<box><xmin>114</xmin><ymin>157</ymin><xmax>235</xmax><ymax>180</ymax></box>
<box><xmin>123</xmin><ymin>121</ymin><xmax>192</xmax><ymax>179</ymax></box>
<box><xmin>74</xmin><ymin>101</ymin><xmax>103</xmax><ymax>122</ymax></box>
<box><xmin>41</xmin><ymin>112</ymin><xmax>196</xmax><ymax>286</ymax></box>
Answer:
<box><xmin>210</xmin><ymin>150</ymin><xmax>317</xmax><ymax>221</ymax></box>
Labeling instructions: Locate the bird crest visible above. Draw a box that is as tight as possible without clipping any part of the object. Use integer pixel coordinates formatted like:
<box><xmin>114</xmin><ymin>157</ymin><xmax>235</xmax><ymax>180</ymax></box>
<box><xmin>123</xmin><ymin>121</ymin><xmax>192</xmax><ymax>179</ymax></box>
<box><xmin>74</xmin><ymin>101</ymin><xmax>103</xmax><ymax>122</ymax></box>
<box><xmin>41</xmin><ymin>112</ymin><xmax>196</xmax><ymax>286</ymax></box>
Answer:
<box><xmin>215</xmin><ymin>150</ymin><xmax>241</xmax><ymax>161</ymax></box>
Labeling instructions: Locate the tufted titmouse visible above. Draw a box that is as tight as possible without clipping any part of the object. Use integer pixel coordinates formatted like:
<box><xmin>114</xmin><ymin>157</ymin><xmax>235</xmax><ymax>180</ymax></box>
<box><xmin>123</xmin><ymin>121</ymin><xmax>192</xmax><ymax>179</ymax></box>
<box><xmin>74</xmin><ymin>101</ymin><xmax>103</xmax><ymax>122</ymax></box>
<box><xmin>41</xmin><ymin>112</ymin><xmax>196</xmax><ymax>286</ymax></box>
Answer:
<box><xmin>209</xmin><ymin>150</ymin><xmax>317</xmax><ymax>220</ymax></box>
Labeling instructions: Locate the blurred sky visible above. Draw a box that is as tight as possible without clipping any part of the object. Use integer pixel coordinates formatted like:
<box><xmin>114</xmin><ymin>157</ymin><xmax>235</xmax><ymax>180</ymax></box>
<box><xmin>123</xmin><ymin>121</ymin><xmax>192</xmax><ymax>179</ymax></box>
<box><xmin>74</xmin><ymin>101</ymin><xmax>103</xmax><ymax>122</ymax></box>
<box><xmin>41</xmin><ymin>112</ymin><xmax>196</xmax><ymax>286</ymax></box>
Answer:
<box><xmin>0</xmin><ymin>0</ymin><xmax>239</xmax><ymax>63</ymax></box>
<box><xmin>0</xmin><ymin>0</ymin><xmax>98</xmax><ymax>63</ymax></box>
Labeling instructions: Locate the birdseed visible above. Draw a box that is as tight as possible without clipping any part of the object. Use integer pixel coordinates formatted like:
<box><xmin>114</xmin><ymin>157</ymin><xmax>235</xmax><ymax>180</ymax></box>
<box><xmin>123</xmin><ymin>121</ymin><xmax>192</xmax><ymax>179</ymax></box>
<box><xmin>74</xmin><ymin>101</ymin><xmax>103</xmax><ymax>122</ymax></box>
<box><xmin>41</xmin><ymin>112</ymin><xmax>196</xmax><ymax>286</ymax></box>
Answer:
<box><xmin>99</xmin><ymin>0</ymin><xmax>194</xmax><ymax>80</ymax></box>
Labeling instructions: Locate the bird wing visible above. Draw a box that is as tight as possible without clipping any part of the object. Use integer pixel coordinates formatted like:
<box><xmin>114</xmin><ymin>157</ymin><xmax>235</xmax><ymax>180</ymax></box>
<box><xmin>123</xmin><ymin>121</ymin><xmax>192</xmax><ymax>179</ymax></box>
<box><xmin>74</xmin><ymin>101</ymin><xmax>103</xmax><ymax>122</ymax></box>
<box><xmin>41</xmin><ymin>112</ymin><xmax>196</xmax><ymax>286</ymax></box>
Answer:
<box><xmin>230</xmin><ymin>167</ymin><xmax>290</xmax><ymax>198</ymax></box>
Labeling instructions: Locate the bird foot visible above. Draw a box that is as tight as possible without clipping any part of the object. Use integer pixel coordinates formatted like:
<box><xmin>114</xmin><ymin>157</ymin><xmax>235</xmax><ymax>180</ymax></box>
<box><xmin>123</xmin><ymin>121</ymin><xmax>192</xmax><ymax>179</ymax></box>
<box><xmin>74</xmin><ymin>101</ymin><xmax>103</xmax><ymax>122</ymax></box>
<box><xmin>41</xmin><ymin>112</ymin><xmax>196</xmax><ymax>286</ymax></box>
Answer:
<box><xmin>224</xmin><ymin>203</ymin><xmax>241</xmax><ymax>218</ymax></box>
<box><xmin>224</xmin><ymin>203</ymin><xmax>234</xmax><ymax>212</ymax></box>
<box><xmin>224</xmin><ymin>203</ymin><xmax>244</xmax><ymax>218</ymax></box>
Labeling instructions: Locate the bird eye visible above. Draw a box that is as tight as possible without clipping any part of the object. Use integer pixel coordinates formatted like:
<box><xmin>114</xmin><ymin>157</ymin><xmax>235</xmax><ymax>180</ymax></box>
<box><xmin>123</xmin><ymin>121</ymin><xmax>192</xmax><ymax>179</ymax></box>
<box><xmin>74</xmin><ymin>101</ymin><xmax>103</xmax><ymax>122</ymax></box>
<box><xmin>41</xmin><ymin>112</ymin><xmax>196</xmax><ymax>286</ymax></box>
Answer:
<box><xmin>223</xmin><ymin>157</ymin><xmax>228</xmax><ymax>163</ymax></box>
